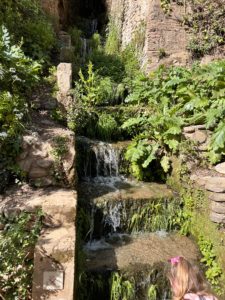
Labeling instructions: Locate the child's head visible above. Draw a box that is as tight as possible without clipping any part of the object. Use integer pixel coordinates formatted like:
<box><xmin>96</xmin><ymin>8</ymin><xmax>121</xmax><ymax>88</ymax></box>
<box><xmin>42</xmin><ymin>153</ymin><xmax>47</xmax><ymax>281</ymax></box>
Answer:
<box><xmin>168</xmin><ymin>256</ymin><xmax>208</xmax><ymax>300</ymax></box>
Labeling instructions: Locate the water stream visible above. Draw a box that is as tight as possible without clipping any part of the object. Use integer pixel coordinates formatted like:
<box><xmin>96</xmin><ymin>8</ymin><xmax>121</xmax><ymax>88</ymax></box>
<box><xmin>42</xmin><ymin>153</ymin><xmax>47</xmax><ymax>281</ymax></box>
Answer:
<box><xmin>76</xmin><ymin>137</ymin><xmax>199</xmax><ymax>300</ymax></box>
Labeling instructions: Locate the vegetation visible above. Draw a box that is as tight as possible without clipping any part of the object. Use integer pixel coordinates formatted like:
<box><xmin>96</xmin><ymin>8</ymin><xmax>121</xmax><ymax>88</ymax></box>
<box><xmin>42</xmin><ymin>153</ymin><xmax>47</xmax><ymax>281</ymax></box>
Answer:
<box><xmin>0</xmin><ymin>0</ymin><xmax>56</xmax><ymax>61</ymax></box>
<box><xmin>110</xmin><ymin>272</ymin><xmax>135</xmax><ymax>300</ymax></box>
<box><xmin>0</xmin><ymin>27</ymin><xmax>41</xmax><ymax>192</ymax></box>
<box><xmin>186</xmin><ymin>0</ymin><xmax>225</xmax><ymax>57</ymax></box>
<box><xmin>127</xmin><ymin>198</ymin><xmax>185</xmax><ymax>233</ymax></box>
<box><xmin>168</xmin><ymin>167</ymin><xmax>225</xmax><ymax>296</ymax></box>
<box><xmin>122</xmin><ymin>61</ymin><xmax>225</xmax><ymax>179</ymax></box>
<box><xmin>160</xmin><ymin>0</ymin><xmax>185</xmax><ymax>14</ymax></box>
<box><xmin>198</xmin><ymin>235</ymin><xmax>223</xmax><ymax>293</ymax></box>
<box><xmin>0</xmin><ymin>210</ymin><xmax>43</xmax><ymax>299</ymax></box>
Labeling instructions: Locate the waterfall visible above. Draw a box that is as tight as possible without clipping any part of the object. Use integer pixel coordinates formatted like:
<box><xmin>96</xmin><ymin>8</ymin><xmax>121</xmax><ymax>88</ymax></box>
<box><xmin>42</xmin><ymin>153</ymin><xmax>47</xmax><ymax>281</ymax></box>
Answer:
<box><xmin>90</xmin><ymin>19</ymin><xmax>98</xmax><ymax>36</ymax></box>
<box><xmin>77</xmin><ymin>137</ymin><xmax>121</xmax><ymax>180</ymax></box>
<box><xmin>80</xmin><ymin>38</ymin><xmax>90</xmax><ymax>61</ymax></box>
<box><xmin>92</xmin><ymin>142</ymin><xmax>120</xmax><ymax>178</ymax></box>
<box><xmin>104</xmin><ymin>203</ymin><xmax>122</xmax><ymax>232</ymax></box>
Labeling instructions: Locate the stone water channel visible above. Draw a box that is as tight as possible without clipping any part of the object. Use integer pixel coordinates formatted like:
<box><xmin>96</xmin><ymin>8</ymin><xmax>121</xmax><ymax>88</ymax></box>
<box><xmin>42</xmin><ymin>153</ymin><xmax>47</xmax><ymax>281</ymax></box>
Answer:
<box><xmin>75</xmin><ymin>137</ymin><xmax>199</xmax><ymax>300</ymax></box>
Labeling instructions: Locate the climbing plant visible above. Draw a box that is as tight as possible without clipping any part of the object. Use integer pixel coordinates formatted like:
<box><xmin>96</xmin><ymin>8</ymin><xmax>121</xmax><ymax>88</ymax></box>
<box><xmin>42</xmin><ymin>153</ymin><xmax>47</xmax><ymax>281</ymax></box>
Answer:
<box><xmin>185</xmin><ymin>0</ymin><xmax>225</xmax><ymax>57</ymax></box>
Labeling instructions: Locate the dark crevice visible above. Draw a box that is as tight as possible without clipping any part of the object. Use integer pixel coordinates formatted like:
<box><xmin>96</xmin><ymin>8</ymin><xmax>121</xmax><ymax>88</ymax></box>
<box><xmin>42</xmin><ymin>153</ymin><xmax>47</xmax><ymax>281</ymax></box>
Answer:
<box><xmin>71</xmin><ymin>0</ymin><xmax>108</xmax><ymax>35</ymax></box>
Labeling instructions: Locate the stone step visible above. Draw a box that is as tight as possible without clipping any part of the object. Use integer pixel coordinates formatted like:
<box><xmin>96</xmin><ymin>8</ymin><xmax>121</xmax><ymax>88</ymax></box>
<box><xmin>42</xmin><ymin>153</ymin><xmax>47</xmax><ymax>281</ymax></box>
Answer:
<box><xmin>214</xmin><ymin>162</ymin><xmax>225</xmax><ymax>175</ymax></box>
<box><xmin>85</xmin><ymin>233</ymin><xmax>198</xmax><ymax>272</ymax></box>
<box><xmin>26</xmin><ymin>189</ymin><xmax>77</xmax><ymax>225</ymax></box>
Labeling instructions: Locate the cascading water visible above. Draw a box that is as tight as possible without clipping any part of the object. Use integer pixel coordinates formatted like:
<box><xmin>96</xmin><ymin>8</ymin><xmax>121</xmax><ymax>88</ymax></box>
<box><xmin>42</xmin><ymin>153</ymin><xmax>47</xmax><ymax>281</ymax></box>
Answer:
<box><xmin>76</xmin><ymin>136</ymin><xmax>122</xmax><ymax>181</ymax></box>
<box><xmin>76</xmin><ymin>139</ymin><xmax>198</xmax><ymax>299</ymax></box>
<box><xmin>92</xmin><ymin>142</ymin><xmax>120</xmax><ymax>178</ymax></box>
<box><xmin>104</xmin><ymin>203</ymin><xmax>122</xmax><ymax>232</ymax></box>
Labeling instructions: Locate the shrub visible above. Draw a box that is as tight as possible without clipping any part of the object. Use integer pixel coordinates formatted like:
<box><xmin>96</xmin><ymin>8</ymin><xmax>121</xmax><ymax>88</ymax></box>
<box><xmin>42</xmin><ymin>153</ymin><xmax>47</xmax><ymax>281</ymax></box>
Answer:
<box><xmin>0</xmin><ymin>27</ymin><xmax>41</xmax><ymax>191</ymax></box>
<box><xmin>0</xmin><ymin>211</ymin><xmax>43</xmax><ymax>299</ymax></box>
<box><xmin>0</xmin><ymin>26</ymin><xmax>41</xmax><ymax>94</ymax></box>
<box><xmin>105</xmin><ymin>20</ymin><xmax>121</xmax><ymax>55</ymax></box>
<box><xmin>0</xmin><ymin>0</ymin><xmax>56</xmax><ymax>60</ymax></box>
<box><xmin>96</xmin><ymin>113</ymin><xmax>119</xmax><ymax>141</ymax></box>
<box><xmin>74</xmin><ymin>62</ymin><xmax>116</xmax><ymax>106</ymax></box>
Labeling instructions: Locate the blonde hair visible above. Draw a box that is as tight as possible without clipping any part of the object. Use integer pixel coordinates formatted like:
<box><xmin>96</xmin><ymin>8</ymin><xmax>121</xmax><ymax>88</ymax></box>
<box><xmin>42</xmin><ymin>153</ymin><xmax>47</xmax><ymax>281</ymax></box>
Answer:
<box><xmin>169</xmin><ymin>257</ymin><xmax>210</xmax><ymax>300</ymax></box>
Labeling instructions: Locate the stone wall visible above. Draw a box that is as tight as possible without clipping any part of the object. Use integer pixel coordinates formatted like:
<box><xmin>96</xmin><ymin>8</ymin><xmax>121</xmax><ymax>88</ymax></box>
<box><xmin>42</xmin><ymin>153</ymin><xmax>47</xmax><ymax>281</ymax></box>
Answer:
<box><xmin>106</xmin><ymin>0</ymin><xmax>190</xmax><ymax>71</ymax></box>
<box><xmin>182</xmin><ymin>125</ymin><xmax>225</xmax><ymax>224</ymax></box>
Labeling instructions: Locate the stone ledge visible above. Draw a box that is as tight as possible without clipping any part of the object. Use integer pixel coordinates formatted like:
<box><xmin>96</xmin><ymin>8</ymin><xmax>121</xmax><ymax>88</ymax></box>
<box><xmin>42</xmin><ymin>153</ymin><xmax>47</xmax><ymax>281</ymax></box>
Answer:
<box><xmin>0</xmin><ymin>185</ymin><xmax>77</xmax><ymax>300</ymax></box>
<box><xmin>32</xmin><ymin>226</ymin><xmax>76</xmax><ymax>300</ymax></box>
<box><xmin>32</xmin><ymin>189</ymin><xmax>77</xmax><ymax>300</ymax></box>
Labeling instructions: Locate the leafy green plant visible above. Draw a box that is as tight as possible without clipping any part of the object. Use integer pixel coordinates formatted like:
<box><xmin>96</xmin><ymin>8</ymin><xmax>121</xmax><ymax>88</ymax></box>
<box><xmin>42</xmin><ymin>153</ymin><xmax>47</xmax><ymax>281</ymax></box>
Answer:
<box><xmin>96</xmin><ymin>113</ymin><xmax>119</xmax><ymax>141</ymax></box>
<box><xmin>0</xmin><ymin>210</ymin><xmax>43</xmax><ymax>299</ymax></box>
<box><xmin>121</xmin><ymin>60</ymin><xmax>225</xmax><ymax>179</ymax></box>
<box><xmin>75</xmin><ymin>62</ymin><xmax>116</xmax><ymax>106</ymax></box>
<box><xmin>110</xmin><ymin>272</ymin><xmax>135</xmax><ymax>300</ymax></box>
<box><xmin>0</xmin><ymin>27</ymin><xmax>42</xmax><ymax>191</ymax></box>
<box><xmin>147</xmin><ymin>284</ymin><xmax>157</xmax><ymax>300</ymax></box>
<box><xmin>198</xmin><ymin>235</ymin><xmax>223</xmax><ymax>294</ymax></box>
<box><xmin>105</xmin><ymin>20</ymin><xmax>121</xmax><ymax>55</ymax></box>
<box><xmin>185</xmin><ymin>0</ymin><xmax>225</xmax><ymax>57</ymax></box>
<box><xmin>0</xmin><ymin>26</ymin><xmax>41</xmax><ymax>94</ymax></box>
<box><xmin>0</xmin><ymin>0</ymin><xmax>56</xmax><ymax>60</ymax></box>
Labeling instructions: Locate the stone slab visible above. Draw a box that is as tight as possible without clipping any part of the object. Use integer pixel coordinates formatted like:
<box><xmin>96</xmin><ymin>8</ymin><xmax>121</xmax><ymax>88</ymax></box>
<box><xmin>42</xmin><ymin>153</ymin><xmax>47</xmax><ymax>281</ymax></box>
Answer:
<box><xmin>211</xmin><ymin>201</ymin><xmax>225</xmax><ymax>214</ymax></box>
<box><xmin>210</xmin><ymin>211</ymin><xmax>225</xmax><ymax>223</ymax></box>
<box><xmin>32</xmin><ymin>190</ymin><xmax>77</xmax><ymax>300</ymax></box>
<box><xmin>205</xmin><ymin>177</ymin><xmax>225</xmax><ymax>193</ymax></box>
<box><xmin>26</xmin><ymin>189</ymin><xmax>77</xmax><ymax>225</ymax></box>
<box><xmin>208</xmin><ymin>192</ymin><xmax>225</xmax><ymax>202</ymax></box>
<box><xmin>43</xmin><ymin>271</ymin><xmax>64</xmax><ymax>290</ymax></box>
<box><xmin>57</xmin><ymin>63</ymin><xmax>72</xmax><ymax>94</ymax></box>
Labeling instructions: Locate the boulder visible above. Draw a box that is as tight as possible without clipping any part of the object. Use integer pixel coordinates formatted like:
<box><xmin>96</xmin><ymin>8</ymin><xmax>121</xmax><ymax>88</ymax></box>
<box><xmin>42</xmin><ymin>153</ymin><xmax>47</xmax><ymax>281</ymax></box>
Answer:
<box><xmin>214</xmin><ymin>162</ymin><xmax>225</xmax><ymax>175</ymax></box>
<box><xmin>190</xmin><ymin>175</ymin><xmax>211</xmax><ymax>187</ymax></box>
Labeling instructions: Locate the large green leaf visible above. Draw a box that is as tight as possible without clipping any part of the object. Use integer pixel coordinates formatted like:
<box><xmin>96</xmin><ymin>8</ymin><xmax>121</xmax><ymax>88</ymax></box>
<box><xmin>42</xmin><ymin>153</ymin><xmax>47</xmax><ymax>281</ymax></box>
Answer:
<box><xmin>160</xmin><ymin>155</ymin><xmax>170</xmax><ymax>173</ymax></box>
<box><xmin>211</xmin><ymin>121</ymin><xmax>225</xmax><ymax>151</ymax></box>
<box><xmin>142</xmin><ymin>143</ymin><xmax>159</xmax><ymax>168</ymax></box>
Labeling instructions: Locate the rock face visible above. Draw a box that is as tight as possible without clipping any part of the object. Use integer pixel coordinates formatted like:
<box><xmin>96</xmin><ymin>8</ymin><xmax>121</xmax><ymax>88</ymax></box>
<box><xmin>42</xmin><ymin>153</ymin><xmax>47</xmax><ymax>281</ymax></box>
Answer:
<box><xmin>40</xmin><ymin>0</ymin><xmax>71</xmax><ymax>30</ymax></box>
<box><xmin>17</xmin><ymin>119</ymin><xmax>75</xmax><ymax>188</ymax></box>
<box><xmin>106</xmin><ymin>0</ymin><xmax>190</xmax><ymax>71</ymax></box>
